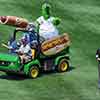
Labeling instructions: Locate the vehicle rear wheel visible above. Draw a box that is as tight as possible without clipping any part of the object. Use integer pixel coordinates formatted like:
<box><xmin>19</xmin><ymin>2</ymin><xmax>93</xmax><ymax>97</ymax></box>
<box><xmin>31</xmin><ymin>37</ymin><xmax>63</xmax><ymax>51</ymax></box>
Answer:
<box><xmin>57</xmin><ymin>58</ymin><xmax>69</xmax><ymax>72</ymax></box>
<box><xmin>29</xmin><ymin>66</ymin><xmax>39</xmax><ymax>79</ymax></box>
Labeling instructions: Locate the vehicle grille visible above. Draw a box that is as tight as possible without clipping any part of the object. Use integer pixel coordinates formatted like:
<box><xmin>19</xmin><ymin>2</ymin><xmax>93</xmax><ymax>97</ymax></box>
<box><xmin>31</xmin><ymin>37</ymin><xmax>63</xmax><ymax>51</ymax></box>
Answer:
<box><xmin>0</xmin><ymin>61</ymin><xmax>11</xmax><ymax>66</ymax></box>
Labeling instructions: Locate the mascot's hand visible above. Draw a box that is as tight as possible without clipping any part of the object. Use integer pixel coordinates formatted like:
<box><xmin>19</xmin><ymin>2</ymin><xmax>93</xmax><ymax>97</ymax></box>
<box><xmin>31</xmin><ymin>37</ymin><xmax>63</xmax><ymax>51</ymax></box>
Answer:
<box><xmin>53</xmin><ymin>17</ymin><xmax>61</xmax><ymax>26</ymax></box>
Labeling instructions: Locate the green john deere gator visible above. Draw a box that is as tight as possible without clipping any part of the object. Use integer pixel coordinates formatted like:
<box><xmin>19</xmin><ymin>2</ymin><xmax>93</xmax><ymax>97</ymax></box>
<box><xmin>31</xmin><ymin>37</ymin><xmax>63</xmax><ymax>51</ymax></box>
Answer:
<box><xmin>0</xmin><ymin>19</ymin><xmax>70</xmax><ymax>78</ymax></box>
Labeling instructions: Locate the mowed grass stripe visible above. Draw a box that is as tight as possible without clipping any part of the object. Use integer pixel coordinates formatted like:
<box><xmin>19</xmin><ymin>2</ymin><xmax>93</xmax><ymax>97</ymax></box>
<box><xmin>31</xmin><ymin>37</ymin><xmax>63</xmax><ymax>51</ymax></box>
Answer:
<box><xmin>0</xmin><ymin>0</ymin><xmax>100</xmax><ymax>100</ymax></box>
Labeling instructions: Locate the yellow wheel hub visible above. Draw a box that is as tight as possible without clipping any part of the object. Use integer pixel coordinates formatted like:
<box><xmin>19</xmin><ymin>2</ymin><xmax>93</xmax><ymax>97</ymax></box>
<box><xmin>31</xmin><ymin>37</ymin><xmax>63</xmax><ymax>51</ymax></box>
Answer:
<box><xmin>31</xmin><ymin>68</ymin><xmax>38</xmax><ymax>78</ymax></box>
<box><xmin>60</xmin><ymin>62</ymin><xmax>68</xmax><ymax>71</ymax></box>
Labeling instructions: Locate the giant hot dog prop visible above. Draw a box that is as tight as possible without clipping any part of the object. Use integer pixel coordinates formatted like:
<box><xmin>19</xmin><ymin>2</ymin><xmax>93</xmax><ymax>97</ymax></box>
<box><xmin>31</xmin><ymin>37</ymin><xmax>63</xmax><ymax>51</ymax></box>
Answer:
<box><xmin>41</xmin><ymin>33</ymin><xmax>70</xmax><ymax>56</ymax></box>
<box><xmin>0</xmin><ymin>16</ymin><xmax>28</xmax><ymax>28</ymax></box>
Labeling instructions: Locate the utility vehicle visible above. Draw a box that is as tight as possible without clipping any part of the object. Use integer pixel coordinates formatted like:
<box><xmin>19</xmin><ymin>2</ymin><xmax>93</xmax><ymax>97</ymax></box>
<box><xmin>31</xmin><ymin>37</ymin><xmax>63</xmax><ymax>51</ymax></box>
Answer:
<box><xmin>0</xmin><ymin>28</ymin><xmax>70</xmax><ymax>78</ymax></box>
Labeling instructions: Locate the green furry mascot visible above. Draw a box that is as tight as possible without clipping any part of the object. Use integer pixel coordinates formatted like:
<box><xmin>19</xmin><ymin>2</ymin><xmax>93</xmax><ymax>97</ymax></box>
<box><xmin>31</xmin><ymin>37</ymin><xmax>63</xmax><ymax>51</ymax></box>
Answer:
<box><xmin>36</xmin><ymin>3</ymin><xmax>61</xmax><ymax>40</ymax></box>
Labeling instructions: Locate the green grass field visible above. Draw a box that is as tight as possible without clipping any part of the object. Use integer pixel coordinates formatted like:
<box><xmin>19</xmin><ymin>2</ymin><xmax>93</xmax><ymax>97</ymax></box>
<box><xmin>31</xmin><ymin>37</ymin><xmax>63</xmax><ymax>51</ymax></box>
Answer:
<box><xmin>0</xmin><ymin>0</ymin><xmax>100</xmax><ymax>100</ymax></box>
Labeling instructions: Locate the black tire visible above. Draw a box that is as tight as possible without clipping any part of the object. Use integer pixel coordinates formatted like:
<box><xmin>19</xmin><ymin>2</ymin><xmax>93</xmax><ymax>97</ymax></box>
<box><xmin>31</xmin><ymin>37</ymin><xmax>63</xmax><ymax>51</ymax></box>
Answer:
<box><xmin>29</xmin><ymin>66</ymin><xmax>39</xmax><ymax>79</ymax></box>
<box><xmin>57</xmin><ymin>58</ymin><xmax>69</xmax><ymax>72</ymax></box>
<box><xmin>6</xmin><ymin>72</ymin><xmax>15</xmax><ymax>76</ymax></box>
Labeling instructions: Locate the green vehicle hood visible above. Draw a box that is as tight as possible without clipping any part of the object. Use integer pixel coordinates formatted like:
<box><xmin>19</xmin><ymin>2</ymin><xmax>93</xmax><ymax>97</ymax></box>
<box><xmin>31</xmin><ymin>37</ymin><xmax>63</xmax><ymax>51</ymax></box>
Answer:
<box><xmin>0</xmin><ymin>53</ymin><xmax>19</xmax><ymax>62</ymax></box>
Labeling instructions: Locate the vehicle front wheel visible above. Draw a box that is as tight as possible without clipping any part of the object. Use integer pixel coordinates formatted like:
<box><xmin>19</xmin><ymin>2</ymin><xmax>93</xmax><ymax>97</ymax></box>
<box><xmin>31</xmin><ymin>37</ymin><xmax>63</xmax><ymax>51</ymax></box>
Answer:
<box><xmin>29</xmin><ymin>66</ymin><xmax>39</xmax><ymax>79</ymax></box>
<box><xmin>6</xmin><ymin>72</ymin><xmax>15</xmax><ymax>76</ymax></box>
<box><xmin>57</xmin><ymin>58</ymin><xmax>69</xmax><ymax>72</ymax></box>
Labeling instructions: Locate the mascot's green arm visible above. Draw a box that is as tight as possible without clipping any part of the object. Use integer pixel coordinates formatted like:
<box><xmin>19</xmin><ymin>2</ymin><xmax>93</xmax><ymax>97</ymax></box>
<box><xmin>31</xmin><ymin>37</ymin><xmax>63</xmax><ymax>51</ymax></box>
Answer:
<box><xmin>53</xmin><ymin>17</ymin><xmax>61</xmax><ymax>26</ymax></box>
